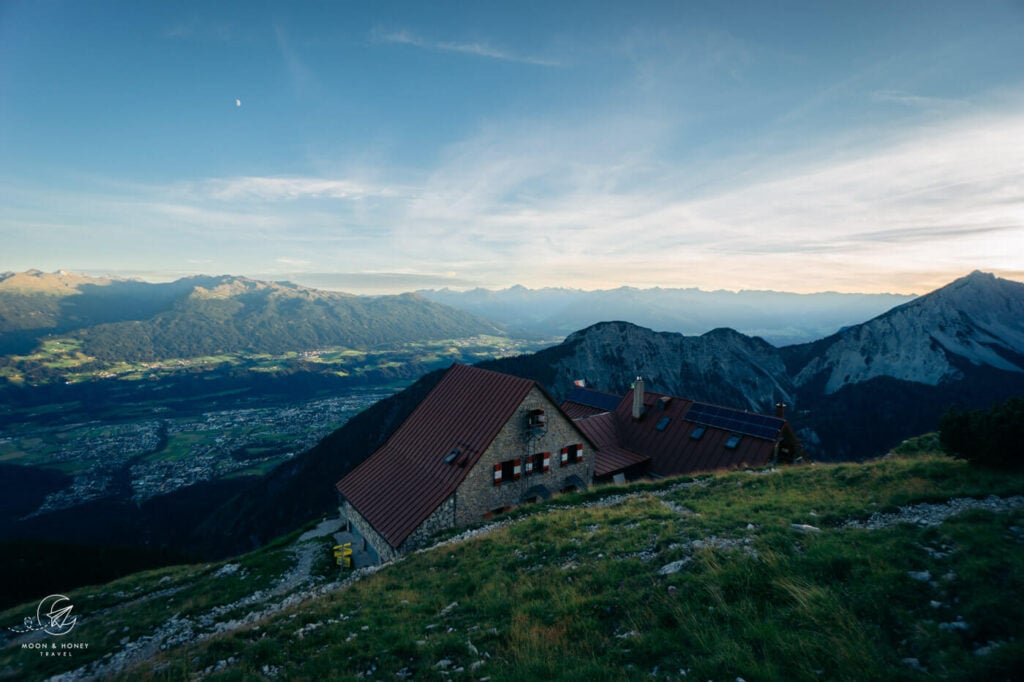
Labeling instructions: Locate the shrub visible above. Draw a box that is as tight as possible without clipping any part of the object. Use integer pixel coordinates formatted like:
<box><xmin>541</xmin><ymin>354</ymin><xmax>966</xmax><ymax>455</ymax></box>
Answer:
<box><xmin>940</xmin><ymin>397</ymin><xmax>1024</xmax><ymax>469</ymax></box>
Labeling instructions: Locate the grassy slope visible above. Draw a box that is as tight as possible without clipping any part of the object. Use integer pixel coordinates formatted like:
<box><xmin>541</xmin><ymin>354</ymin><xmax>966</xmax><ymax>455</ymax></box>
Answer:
<box><xmin>2</xmin><ymin>449</ymin><xmax>1023</xmax><ymax>681</ymax></box>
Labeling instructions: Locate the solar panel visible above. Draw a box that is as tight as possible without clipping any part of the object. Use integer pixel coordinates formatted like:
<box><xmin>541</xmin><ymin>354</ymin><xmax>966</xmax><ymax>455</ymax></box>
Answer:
<box><xmin>565</xmin><ymin>386</ymin><xmax>622</xmax><ymax>412</ymax></box>
<box><xmin>685</xmin><ymin>403</ymin><xmax>783</xmax><ymax>440</ymax></box>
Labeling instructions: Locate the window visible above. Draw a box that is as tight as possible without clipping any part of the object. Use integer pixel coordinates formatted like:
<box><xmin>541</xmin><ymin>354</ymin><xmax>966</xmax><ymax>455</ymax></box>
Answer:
<box><xmin>725</xmin><ymin>435</ymin><xmax>741</xmax><ymax>449</ymax></box>
<box><xmin>524</xmin><ymin>453</ymin><xmax>550</xmax><ymax>476</ymax></box>
<box><xmin>690</xmin><ymin>426</ymin><xmax>706</xmax><ymax>440</ymax></box>
<box><xmin>560</xmin><ymin>443</ymin><xmax>583</xmax><ymax>467</ymax></box>
<box><xmin>493</xmin><ymin>458</ymin><xmax>523</xmax><ymax>486</ymax></box>
<box><xmin>656</xmin><ymin>416</ymin><xmax>671</xmax><ymax>431</ymax></box>
<box><xmin>527</xmin><ymin>409</ymin><xmax>546</xmax><ymax>429</ymax></box>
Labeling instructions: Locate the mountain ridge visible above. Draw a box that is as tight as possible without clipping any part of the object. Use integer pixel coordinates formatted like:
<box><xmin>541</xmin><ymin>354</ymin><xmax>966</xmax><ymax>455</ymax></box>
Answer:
<box><xmin>419</xmin><ymin>282</ymin><xmax>917</xmax><ymax>345</ymax></box>
<box><xmin>0</xmin><ymin>270</ymin><xmax>504</xmax><ymax>361</ymax></box>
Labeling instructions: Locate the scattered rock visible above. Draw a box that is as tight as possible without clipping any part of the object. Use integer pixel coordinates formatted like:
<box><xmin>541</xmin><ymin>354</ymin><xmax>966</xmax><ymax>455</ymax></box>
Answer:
<box><xmin>939</xmin><ymin>618</ymin><xmax>969</xmax><ymax>632</ymax></box>
<box><xmin>658</xmin><ymin>558</ymin><xmax>692</xmax><ymax>575</ymax></box>
<box><xmin>974</xmin><ymin>640</ymin><xmax>1003</xmax><ymax>656</ymax></box>
<box><xmin>907</xmin><ymin>570</ymin><xmax>932</xmax><ymax>582</ymax></box>
<box><xmin>845</xmin><ymin>496</ymin><xmax>1024</xmax><ymax>530</ymax></box>
<box><xmin>213</xmin><ymin>563</ymin><xmax>240</xmax><ymax>578</ymax></box>
<box><xmin>791</xmin><ymin>523</ymin><xmax>821</xmax><ymax>533</ymax></box>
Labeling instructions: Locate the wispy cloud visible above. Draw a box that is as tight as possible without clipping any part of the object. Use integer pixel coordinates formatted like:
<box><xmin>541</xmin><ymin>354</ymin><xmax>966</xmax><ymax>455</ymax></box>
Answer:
<box><xmin>196</xmin><ymin>176</ymin><xmax>401</xmax><ymax>202</ymax></box>
<box><xmin>871</xmin><ymin>89</ymin><xmax>962</xmax><ymax>110</ymax></box>
<box><xmin>4</xmin><ymin>100</ymin><xmax>1022</xmax><ymax>294</ymax></box>
<box><xmin>371</xmin><ymin>103</ymin><xmax>1024</xmax><ymax>291</ymax></box>
<box><xmin>373</xmin><ymin>28</ymin><xmax>560</xmax><ymax>67</ymax></box>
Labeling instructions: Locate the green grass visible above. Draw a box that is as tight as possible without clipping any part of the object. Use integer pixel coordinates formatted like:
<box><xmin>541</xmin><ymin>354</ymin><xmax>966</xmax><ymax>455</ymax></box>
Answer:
<box><xmin>4</xmin><ymin>452</ymin><xmax>1023</xmax><ymax>681</ymax></box>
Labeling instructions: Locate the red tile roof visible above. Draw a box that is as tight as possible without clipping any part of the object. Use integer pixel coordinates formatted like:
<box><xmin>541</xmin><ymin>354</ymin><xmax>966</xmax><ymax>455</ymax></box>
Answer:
<box><xmin>336</xmin><ymin>363</ymin><xmax>580</xmax><ymax>550</ymax></box>
<box><xmin>572</xmin><ymin>411</ymin><xmax>650</xmax><ymax>477</ymax></box>
<box><xmin>614</xmin><ymin>388</ymin><xmax>781</xmax><ymax>476</ymax></box>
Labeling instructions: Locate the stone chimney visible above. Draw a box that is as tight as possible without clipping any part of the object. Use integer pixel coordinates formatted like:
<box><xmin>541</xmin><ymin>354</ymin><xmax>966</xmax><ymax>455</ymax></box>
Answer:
<box><xmin>632</xmin><ymin>377</ymin><xmax>645</xmax><ymax>420</ymax></box>
<box><xmin>775</xmin><ymin>402</ymin><xmax>787</xmax><ymax>419</ymax></box>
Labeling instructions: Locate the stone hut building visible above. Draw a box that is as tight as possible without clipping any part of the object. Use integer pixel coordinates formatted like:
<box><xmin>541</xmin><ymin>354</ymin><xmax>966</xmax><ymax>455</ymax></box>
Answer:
<box><xmin>564</xmin><ymin>378</ymin><xmax>802</xmax><ymax>482</ymax></box>
<box><xmin>336</xmin><ymin>363</ymin><xmax>595</xmax><ymax>563</ymax></box>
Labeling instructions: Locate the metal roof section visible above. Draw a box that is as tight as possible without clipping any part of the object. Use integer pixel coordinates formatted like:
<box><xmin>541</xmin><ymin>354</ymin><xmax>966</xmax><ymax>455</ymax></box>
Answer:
<box><xmin>572</xmin><ymin>411</ymin><xmax>650</xmax><ymax>477</ymax></box>
<box><xmin>613</xmin><ymin>387</ymin><xmax>781</xmax><ymax>477</ymax></box>
<box><xmin>685</xmin><ymin>402</ymin><xmax>784</xmax><ymax>440</ymax></box>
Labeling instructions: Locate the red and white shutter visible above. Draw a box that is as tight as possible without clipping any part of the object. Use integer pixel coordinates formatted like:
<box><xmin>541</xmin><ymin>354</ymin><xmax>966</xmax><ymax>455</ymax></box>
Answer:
<box><xmin>524</xmin><ymin>455</ymin><xmax>534</xmax><ymax>476</ymax></box>
<box><xmin>560</xmin><ymin>447</ymin><xmax>569</xmax><ymax>467</ymax></box>
<box><xmin>493</xmin><ymin>462</ymin><xmax>503</xmax><ymax>486</ymax></box>
<box><xmin>542</xmin><ymin>452</ymin><xmax>551</xmax><ymax>473</ymax></box>
<box><xmin>576</xmin><ymin>443</ymin><xmax>584</xmax><ymax>463</ymax></box>
<box><xmin>513</xmin><ymin>458</ymin><xmax>522</xmax><ymax>481</ymax></box>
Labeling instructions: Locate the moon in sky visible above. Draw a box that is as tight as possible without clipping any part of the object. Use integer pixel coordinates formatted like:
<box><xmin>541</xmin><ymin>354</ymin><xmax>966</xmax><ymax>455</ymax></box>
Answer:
<box><xmin>235</xmin><ymin>99</ymin><xmax>241</xmax><ymax>107</ymax></box>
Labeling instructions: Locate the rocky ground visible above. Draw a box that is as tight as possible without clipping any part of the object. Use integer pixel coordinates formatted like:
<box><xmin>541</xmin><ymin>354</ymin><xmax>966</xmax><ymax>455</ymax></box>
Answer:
<box><xmin>39</xmin><ymin>473</ymin><xmax>1024</xmax><ymax>681</ymax></box>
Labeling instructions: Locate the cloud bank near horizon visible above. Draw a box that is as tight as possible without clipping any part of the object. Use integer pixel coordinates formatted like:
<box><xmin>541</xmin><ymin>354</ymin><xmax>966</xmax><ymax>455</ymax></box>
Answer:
<box><xmin>5</xmin><ymin>102</ymin><xmax>1022</xmax><ymax>295</ymax></box>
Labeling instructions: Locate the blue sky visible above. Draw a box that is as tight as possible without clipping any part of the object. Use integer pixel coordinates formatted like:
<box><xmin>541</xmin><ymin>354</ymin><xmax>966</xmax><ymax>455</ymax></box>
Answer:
<box><xmin>2</xmin><ymin>1</ymin><xmax>1023</xmax><ymax>294</ymax></box>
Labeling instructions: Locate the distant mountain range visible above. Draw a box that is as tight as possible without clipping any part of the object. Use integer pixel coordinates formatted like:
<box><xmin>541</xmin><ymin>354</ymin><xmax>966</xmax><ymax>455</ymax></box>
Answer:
<box><xmin>481</xmin><ymin>271</ymin><xmax>1024</xmax><ymax>459</ymax></box>
<box><xmin>419</xmin><ymin>284</ymin><xmax>916</xmax><ymax>345</ymax></box>
<box><xmin>0</xmin><ymin>270</ymin><xmax>502</xmax><ymax>359</ymax></box>
<box><xmin>203</xmin><ymin>271</ymin><xmax>1024</xmax><ymax>556</ymax></box>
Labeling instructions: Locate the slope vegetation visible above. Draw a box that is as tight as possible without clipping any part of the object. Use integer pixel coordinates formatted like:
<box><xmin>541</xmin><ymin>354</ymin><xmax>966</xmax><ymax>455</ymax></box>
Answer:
<box><xmin>3</xmin><ymin>449</ymin><xmax>1023</xmax><ymax>681</ymax></box>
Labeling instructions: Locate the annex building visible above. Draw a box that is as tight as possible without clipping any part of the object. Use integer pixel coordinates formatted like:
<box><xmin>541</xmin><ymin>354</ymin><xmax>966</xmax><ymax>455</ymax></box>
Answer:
<box><xmin>563</xmin><ymin>378</ymin><xmax>801</xmax><ymax>482</ymax></box>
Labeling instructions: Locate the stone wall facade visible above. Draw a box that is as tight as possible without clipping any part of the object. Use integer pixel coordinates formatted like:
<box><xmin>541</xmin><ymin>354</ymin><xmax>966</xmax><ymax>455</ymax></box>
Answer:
<box><xmin>340</xmin><ymin>499</ymin><xmax>400</xmax><ymax>564</ymax></box>
<box><xmin>450</xmin><ymin>386</ymin><xmax>594</xmax><ymax>528</ymax></box>
<box><xmin>398</xmin><ymin>496</ymin><xmax>456</xmax><ymax>554</ymax></box>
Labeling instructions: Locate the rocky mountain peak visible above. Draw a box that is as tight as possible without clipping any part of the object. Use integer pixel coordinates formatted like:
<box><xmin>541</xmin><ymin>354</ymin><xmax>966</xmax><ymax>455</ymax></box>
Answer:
<box><xmin>788</xmin><ymin>272</ymin><xmax>1024</xmax><ymax>394</ymax></box>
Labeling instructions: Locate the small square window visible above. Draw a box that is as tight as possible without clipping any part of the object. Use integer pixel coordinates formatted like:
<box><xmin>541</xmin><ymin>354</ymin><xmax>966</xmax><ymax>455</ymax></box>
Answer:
<box><xmin>690</xmin><ymin>426</ymin><xmax>706</xmax><ymax>440</ymax></box>
<box><xmin>561</xmin><ymin>444</ymin><xmax>583</xmax><ymax>466</ymax></box>
<box><xmin>656</xmin><ymin>416</ymin><xmax>671</xmax><ymax>431</ymax></box>
<box><xmin>725</xmin><ymin>435</ymin><xmax>741</xmax><ymax>449</ymax></box>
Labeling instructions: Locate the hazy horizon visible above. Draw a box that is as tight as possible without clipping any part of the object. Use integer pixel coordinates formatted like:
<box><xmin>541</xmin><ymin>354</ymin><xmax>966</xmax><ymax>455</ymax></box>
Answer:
<box><xmin>6</xmin><ymin>265</ymin><xmax>990</xmax><ymax>298</ymax></box>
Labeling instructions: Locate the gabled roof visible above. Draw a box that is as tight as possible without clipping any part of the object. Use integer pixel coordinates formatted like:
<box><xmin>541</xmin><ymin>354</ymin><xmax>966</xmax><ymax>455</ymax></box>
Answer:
<box><xmin>572</xmin><ymin>411</ymin><xmax>650</xmax><ymax>477</ymax></box>
<box><xmin>336</xmin><ymin>363</ymin><xmax>578</xmax><ymax>550</ymax></box>
<box><xmin>615</xmin><ymin>388</ymin><xmax>783</xmax><ymax>476</ymax></box>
